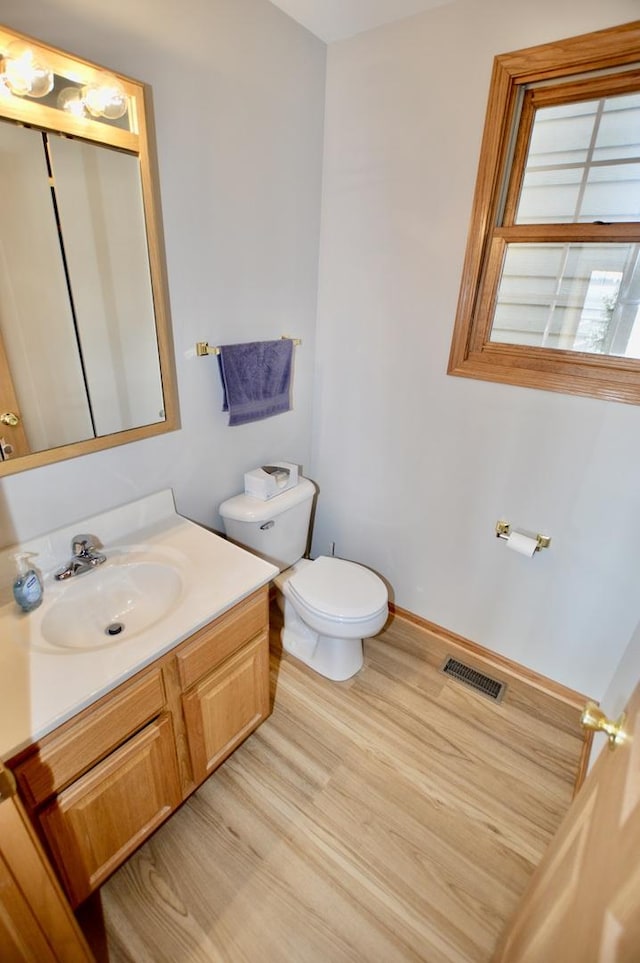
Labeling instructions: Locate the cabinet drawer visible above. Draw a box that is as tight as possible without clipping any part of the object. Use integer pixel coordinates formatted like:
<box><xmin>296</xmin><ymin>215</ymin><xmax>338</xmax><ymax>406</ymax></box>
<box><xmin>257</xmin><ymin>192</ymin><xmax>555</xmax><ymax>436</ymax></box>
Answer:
<box><xmin>176</xmin><ymin>588</ymin><xmax>268</xmax><ymax>689</ymax></box>
<box><xmin>39</xmin><ymin>713</ymin><xmax>181</xmax><ymax>907</ymax></box>
<box><xmin>15</xmin><ymin>669</ymin><xmax>166</xmax><ymax>808</ymax></box>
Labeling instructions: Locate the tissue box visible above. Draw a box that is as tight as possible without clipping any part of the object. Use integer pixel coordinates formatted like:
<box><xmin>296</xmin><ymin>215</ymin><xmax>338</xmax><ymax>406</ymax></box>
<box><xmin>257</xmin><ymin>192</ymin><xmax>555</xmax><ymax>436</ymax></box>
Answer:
<box><xmin>244</xmin><ymin>462</ymin><xmax>299</xmax><ymax>500</ymax></box>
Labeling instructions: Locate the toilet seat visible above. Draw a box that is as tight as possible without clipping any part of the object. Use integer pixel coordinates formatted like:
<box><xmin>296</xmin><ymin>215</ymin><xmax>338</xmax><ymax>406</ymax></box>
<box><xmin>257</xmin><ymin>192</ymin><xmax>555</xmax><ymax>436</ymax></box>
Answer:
<box><xmin>286</xmin><ymin>556</ymin><xmax>388</xmax><ymax>623</ymax></box>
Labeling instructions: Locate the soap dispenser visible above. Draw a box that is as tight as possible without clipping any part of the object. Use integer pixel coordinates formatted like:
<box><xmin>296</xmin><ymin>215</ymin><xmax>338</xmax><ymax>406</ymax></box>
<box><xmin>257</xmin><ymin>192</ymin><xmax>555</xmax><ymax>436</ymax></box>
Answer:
<box><xmin>13</xmin><ymin>553</ymin><xmax>43</xmax><ymax>613</ymax></box>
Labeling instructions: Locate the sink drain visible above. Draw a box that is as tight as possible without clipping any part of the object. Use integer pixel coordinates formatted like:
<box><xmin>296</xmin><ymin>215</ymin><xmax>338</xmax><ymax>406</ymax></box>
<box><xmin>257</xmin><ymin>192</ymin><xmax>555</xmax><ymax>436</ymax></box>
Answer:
<box><xmin>105</xmin><ymin>622</ymin><xmax>125</xmax><ymax>636</ymax></box>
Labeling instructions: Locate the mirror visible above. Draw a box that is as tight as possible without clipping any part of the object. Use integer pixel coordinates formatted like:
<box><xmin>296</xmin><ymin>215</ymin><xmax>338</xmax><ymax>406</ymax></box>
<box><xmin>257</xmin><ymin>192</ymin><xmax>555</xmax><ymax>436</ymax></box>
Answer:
<box><xmin>0</xmin><ymin>25</ymin><xmax>178</xmax><ymax>476</ymax></box>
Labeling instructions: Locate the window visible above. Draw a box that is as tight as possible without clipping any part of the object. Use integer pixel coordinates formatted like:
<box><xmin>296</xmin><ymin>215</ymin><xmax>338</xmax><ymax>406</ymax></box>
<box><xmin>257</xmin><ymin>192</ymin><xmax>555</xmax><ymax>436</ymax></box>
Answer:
<box><xmin>448</xmin><ymin>21</ymin><xmax>640</xmax><ymax>404</ymax></box>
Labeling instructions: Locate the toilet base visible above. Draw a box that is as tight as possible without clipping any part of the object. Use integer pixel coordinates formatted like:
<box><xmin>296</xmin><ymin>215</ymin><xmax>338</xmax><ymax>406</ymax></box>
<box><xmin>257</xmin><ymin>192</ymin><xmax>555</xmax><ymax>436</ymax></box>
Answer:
<box><xmin>281</xmin><ymin>598</ymin><xmax>364</xmax><ymax>682</ymax></box>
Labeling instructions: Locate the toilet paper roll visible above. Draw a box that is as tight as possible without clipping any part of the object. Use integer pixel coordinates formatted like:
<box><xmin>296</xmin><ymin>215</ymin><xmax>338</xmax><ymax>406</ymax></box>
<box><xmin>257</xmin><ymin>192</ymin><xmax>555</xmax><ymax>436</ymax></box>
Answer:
<box><xmin>507</xmin><ymin>531</ymin><xmax>538</xmax><ymax>558</ymax></box>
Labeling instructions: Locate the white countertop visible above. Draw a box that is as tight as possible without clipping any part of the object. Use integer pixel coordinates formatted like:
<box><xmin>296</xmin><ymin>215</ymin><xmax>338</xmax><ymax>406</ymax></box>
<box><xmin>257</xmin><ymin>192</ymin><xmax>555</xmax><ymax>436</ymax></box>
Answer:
<box><xmin>0</xmin><ymin>491</ymin><xmax>277</xmax><ymax>761</ymax></box>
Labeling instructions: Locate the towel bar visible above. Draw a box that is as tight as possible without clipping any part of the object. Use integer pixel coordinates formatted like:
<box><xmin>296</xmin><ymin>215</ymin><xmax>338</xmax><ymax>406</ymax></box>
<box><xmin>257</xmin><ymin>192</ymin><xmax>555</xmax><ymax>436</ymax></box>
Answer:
<box><xmin>196</xmin><ymin>336</ymin><xmax>301</xmax><ymax>357</ymax></box>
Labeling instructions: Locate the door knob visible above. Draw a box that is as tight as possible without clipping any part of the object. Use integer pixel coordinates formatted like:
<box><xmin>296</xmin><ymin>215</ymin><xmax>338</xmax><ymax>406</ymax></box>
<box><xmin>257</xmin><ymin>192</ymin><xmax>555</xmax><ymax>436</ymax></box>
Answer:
<box><xmin>0</xmin><ymin>412</ymin><xmax>20</xmax><ymax>427</ymax></box>
<box><xmin>580</xmin><ymin>701</ymin><xmax>627</xmax><ymax>749</ymax></box>
<box><xmin>0</xmin><ymin>765</ymin><xmax>16</xmax><ymax>800</ymax></box>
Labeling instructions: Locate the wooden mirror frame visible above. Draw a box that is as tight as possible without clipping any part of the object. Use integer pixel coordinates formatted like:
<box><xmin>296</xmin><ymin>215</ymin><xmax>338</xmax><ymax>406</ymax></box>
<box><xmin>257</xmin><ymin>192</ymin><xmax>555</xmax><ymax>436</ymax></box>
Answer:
<box><xmin>0</xmin><ymin>25</ymin><xmax>179</xmax><ymax>476</ymax></box>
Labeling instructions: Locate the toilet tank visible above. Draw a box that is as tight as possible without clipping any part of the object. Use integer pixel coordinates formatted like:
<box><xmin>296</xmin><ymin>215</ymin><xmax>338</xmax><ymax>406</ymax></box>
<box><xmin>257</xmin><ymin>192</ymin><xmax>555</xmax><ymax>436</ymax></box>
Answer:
<box><xmin>219</xmin><ymin>477</ymin><xmax>316</xmax><ymax>571</ymax></box>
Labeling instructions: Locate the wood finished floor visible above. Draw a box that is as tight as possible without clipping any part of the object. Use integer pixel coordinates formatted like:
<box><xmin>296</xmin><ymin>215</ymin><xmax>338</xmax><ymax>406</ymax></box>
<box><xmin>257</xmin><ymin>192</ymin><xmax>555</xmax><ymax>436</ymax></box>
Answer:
<box><xmin>101</xmin><ymin>608</ymin><xmax>585</xmax><ymax>963</ymax></box>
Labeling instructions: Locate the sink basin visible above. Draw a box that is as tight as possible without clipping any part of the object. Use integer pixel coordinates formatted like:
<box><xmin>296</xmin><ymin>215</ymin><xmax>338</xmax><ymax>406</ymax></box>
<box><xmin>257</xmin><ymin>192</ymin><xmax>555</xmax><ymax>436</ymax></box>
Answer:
<box><xmin>40</xmin><ymin>554</ymin><xmax>185</xmax><ymax>650</ymax></box>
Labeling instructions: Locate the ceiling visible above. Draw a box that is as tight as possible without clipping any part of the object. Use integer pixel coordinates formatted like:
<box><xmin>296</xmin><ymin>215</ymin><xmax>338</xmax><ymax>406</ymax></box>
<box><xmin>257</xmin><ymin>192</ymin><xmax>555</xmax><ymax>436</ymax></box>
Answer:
<box><xmin>268</xmin><ymin>0</ymin><xmax>455</xmax><ymax>43</ymax></box>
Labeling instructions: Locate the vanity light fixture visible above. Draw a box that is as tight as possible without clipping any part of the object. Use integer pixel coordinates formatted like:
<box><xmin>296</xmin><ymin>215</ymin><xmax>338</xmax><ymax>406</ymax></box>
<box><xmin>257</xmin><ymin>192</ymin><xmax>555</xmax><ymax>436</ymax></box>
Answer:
<box><xmin>81</xmin><ymin>76</ymin><xmax>128</xmax><ymax>120</ymax></box>
<box><xmin>0</xmin><ymin>38</ymin><xmax>128</xmax><ymax>121</ymax></box>
<box><xmin>56</xmin><ymin>86</ymin><xmax>86</xmax><ymax>117</ymax></box>
<box><xmin>0</xmin><ymin>41</ymin><xmax>53</xmax><ymax>99</ymax></box>
<box><xmin>58</xmin><ymin>75</ymin><xmax>128</xmax><ymax>121</ymax></box>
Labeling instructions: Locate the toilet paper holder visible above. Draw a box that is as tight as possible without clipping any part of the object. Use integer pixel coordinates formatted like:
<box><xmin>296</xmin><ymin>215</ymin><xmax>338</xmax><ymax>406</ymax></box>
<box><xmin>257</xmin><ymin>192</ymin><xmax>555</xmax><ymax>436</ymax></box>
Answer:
<box><xmin>495</xmin><ymin>521</ymin><xmax>551</xmax><ymax>552</ymax></box>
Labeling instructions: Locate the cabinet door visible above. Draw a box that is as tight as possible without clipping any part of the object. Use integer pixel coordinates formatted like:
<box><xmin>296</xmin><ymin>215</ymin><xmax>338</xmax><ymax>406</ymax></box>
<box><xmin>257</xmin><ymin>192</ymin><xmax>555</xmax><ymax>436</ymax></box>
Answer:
<box><xmin>39</xmin><ymin>714</ymin><xmax>181</xmax><ymax>907</ymax></box>
<box><xmin>183</xmin><ymin>633</ymin><xmax>269</xmax><ymax>785</ymax></box>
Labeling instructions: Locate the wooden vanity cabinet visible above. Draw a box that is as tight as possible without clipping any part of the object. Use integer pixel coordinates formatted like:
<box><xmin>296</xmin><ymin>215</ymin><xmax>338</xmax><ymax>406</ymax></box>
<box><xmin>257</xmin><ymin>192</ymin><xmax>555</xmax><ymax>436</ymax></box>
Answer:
<box><xmin>10</xmin><ymin>587</ymin><xmax>270</xmax><ymax>909</ymax></box>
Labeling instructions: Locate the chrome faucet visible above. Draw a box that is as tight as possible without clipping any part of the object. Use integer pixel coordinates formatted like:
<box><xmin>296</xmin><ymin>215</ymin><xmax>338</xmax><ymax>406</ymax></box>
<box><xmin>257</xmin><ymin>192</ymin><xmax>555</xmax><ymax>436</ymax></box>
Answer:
<box><xmin>55</xmin><ymin>534</ymin><xmax>107</xmax><ymax>581</ymax></box>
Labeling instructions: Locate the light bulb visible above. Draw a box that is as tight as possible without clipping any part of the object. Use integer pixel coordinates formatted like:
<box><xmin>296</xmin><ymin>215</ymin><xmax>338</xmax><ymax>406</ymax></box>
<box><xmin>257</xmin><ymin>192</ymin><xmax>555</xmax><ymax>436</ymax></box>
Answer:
<box><xmin>81</xmin><ymin>76</ymin><xmax>127</xmax><ymax>120</ymax></box>
<box><xmin>2</xmin><ymin>41</ymin><xmax>53</xmax><ymax>98</ymax></box>
<box><xmin>57</xmin><ymin>86</ymin><xmax>86</xmax><ymax>117</ymax></box>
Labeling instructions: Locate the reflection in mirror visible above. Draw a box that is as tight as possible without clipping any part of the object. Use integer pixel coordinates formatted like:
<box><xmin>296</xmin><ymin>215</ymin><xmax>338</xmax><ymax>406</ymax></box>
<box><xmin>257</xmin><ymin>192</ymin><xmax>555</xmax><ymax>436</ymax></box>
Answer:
<box><xmin>0</xmin><ymin>122</ymin><xmax>164</xmax><ymax>451</ymax></box>
<box><xmin>0</xmin><ymin>25</ymin><xmax>178</xmax><ymax>474</ymax></box>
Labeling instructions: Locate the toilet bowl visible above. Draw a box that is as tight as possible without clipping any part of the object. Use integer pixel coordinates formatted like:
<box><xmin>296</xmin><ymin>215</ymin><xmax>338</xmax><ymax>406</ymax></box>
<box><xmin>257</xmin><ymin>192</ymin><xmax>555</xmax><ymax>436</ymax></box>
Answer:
<box><xmin>219</xmin><ymin>476</ymin><xmax>388</xmax><ymax>682</ymax></box>
<box><xmin>275</xmin><ymin>557</ymin><xmax>388</xmax><ymax>680</ymax></box>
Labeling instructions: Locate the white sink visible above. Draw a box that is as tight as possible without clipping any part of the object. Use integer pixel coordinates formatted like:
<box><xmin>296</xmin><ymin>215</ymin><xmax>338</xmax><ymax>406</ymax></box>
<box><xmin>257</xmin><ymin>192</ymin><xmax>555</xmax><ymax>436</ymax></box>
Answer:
<box><xmin>39</xmin><ymin>550</ymin><xmax>185</xmax><ymax>650</ymax></box>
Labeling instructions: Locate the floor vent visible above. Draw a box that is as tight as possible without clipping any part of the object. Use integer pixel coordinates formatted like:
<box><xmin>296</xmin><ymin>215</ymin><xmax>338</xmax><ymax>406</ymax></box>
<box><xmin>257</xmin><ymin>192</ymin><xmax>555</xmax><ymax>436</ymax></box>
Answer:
<box><xmin>440</xmin><ymin>657</ymin><xmax>506</xmax><ymax>703</ymax></box>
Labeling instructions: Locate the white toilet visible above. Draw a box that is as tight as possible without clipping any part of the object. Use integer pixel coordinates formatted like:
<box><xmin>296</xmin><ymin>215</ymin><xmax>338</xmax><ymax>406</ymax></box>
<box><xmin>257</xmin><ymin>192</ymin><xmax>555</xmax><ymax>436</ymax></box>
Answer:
<box><xmin>219</xmin><ymin>477</ymin><xmax>388</xmax><ymax>681</ymax></box>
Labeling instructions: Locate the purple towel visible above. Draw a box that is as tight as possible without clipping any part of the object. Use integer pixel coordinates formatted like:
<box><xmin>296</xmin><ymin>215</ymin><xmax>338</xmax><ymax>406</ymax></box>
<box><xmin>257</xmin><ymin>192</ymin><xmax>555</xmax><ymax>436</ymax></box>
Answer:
<box><xmin>217</xmin><ymin>339</ymin><xmax>293</xmax><ymax>426</ymax></box>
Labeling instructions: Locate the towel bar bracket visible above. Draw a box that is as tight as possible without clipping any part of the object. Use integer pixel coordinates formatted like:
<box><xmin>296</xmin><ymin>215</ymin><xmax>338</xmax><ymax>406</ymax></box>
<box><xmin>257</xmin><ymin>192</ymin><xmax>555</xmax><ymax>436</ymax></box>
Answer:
<box><xmin>196</xmin><ymin>341</ymin><xmax>218</xmax><ymax>356</ymax></box>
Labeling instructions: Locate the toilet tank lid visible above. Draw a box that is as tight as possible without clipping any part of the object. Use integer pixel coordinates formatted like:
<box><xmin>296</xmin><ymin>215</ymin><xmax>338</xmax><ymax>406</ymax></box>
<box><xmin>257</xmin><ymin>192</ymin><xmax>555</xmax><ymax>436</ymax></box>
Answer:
<box><xmin>219</xmin><ymin>477</ymin><xmax>316</xmax><ymax>522</ymax></box>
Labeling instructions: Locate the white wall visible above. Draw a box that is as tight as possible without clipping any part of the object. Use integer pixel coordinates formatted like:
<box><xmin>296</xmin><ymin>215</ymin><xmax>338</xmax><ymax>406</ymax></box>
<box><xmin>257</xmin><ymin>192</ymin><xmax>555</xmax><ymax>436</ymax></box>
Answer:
<box><xmin>0</xmin><ymin>0</ymin><xmax>325</xmax><ymax>544</ymax></box>
<box><xmin>310</xmin><ymin>0</ymin><xmax>640</xmax><ymax>698</ymax></box>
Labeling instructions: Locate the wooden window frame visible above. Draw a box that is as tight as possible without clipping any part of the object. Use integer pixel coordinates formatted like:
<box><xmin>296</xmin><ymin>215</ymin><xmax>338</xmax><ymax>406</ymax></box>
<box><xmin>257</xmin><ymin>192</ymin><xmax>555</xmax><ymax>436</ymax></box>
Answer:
<box><xmin>448</xmin><ymin>20</ymin><xmax>640</xmax><ymax>405</ymax></box>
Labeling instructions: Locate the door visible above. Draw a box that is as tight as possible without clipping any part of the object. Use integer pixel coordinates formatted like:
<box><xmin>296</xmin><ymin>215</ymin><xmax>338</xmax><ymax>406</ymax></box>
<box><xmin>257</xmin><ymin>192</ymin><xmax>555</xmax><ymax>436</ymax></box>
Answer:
<box><xmin>0</xmin><ymin>765</ymin><xmax>93</xmax><ymax>962</ymax></box>
<box><xmin>0</xmin><ymin>328</ymin><xmax>29</xmax><ymax>458</ymax></box>
<box><xmin>492</xmin><ymin>681</ymin><xmax>640</xmax><ymax>962</ymax></box>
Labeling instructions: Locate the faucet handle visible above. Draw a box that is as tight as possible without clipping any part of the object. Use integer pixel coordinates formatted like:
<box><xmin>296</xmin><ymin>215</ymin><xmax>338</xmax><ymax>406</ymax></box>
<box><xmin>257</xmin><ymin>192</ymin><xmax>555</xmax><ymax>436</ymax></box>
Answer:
<box><xmin>71</xmin><ymin>533</ymin><xmax>101</xmax><ymax>556</ymax></box>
